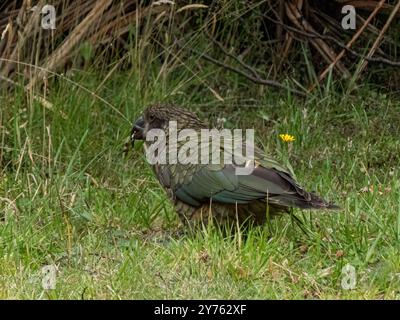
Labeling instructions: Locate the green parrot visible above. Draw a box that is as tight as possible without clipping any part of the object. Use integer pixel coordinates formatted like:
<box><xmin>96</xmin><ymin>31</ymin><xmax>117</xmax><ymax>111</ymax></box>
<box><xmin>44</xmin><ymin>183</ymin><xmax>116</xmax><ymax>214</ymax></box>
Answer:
<box><xmin>131</xmin><ymin>103</ymin><xmax>338</xmax><ymax>226</ymax></box>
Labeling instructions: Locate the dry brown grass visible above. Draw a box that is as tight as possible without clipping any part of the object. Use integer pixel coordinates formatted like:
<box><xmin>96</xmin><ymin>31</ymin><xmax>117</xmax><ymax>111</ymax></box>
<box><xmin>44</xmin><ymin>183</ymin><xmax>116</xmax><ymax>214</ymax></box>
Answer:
<box><xmin>0</xmin><ymin>0</ymin><xmax>399</xmax><ymax>94</ymax></box>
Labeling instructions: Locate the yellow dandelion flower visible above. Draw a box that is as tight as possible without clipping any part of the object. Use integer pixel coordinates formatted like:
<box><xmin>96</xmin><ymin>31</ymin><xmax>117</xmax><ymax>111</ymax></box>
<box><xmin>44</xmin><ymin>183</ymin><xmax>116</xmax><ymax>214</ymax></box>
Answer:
<box><xmin>279</xmin><ymin>133</ymin><xmax>295</xmax><ymax>142</ymax></box>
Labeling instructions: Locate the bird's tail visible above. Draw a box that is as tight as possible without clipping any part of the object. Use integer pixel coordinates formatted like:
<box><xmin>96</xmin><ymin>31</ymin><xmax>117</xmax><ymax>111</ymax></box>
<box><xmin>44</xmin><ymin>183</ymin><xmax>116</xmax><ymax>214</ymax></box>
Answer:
<box><xmin>271</xmin><ymin>191</ymin><xmax>340</xmax><ymax>210</ymax></box>
<box><xmin>295</xmin><ymin>191</ymin><xmax>340</xmax><ymax>210</ymax></box>
<box><xmin>273</xmin><ymin>171</ymin><xmax>340</xmax><ymax>210</ymax></box>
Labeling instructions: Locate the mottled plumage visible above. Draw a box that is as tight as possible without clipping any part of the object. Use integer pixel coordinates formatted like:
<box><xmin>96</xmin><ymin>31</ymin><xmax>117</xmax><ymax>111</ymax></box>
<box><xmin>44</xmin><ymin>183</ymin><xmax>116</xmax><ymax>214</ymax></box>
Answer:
<box><xmin>131</xmin><ymin>103</ymin><xmax>338</xmax><ymax>227</ymax></box>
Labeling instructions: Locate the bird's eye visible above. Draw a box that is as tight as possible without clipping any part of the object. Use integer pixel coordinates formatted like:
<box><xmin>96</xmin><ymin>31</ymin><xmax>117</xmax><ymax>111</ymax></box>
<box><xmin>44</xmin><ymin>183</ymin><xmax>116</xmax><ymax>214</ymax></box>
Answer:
<box><xmin>149</xmin><ymin>114</ymin><xmax>155</xmax><ymax>121</ymax></box>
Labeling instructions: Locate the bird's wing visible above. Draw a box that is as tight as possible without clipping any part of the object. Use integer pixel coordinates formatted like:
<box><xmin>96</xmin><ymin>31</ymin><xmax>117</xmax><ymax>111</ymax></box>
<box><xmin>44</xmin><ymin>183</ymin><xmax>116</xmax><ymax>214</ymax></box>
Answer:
<box><xmin>165</xmin><ymin>138</ymin><xmax>307</xmax><ymax>207</ymax></box>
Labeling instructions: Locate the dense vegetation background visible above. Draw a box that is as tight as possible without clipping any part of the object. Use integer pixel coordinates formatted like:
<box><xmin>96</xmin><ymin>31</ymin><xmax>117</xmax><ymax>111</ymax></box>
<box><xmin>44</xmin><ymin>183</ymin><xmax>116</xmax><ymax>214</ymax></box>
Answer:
<box><xmin>0</xmin><ymin>0</ymin><xmax>399</xmax><ymax>299</ymax></box>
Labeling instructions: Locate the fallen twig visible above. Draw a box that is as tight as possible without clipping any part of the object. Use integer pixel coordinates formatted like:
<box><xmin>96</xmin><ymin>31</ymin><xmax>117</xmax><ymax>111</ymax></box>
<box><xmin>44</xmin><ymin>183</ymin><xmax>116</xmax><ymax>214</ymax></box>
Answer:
<box><xmin>264</xmin><ymin>12</ymin><xmax>400</xmax><ymax>67</ymax></box>
<box><xmin>355</xmin><ymin>0</ymin><xmax>400</xmax><ymax>79</ymax></box>
<box><xmin>312</xmin><ymin>0</ymin><xmax>387</xmax><ymax>91</ymax></box>
<box><xmin>188</xmin><ymin>46</ymin><xmax>306</xmax><ymax>97</ymax></box>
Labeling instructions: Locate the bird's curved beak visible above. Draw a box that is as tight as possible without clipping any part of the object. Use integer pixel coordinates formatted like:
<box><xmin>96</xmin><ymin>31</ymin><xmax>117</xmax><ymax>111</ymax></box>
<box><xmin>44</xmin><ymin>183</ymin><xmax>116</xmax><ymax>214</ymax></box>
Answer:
<box><xmin>131</xmin><ymin>115</ymin><xmax>145</xmax><ymax>147</ymax></box>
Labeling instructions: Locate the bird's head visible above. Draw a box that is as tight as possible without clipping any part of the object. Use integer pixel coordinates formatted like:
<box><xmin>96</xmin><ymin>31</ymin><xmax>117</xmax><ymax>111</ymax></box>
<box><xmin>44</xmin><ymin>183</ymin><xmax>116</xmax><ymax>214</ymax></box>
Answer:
<box><xmin>131</xmin><ymin>104</ymin><xmax>206</xmax><ymax>146</ymax></box>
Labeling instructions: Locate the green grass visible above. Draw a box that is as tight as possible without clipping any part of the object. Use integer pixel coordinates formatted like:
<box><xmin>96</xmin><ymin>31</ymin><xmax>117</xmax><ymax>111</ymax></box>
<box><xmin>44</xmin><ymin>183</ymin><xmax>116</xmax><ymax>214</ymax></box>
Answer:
<box><xmin>1</xmin><ymin>66</ymin><xmax>400</xmax><ymax>299</ymax></box>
